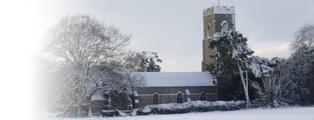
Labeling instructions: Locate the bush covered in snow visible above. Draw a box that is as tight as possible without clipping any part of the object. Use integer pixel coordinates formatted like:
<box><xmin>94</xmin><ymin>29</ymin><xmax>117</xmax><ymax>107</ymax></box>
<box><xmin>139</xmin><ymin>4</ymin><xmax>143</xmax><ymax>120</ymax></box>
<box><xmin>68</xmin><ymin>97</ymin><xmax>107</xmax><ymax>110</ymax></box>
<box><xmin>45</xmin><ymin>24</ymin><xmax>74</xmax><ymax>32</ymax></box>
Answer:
<box><xmin>101</xmin><ymin>109</ymin><xmax>126</xmax><ymax>117</ymax></box>
<box><xmin>135</xmin><ymin>101</ymin><xmax>246</xmax><ymax>116</ymax></box>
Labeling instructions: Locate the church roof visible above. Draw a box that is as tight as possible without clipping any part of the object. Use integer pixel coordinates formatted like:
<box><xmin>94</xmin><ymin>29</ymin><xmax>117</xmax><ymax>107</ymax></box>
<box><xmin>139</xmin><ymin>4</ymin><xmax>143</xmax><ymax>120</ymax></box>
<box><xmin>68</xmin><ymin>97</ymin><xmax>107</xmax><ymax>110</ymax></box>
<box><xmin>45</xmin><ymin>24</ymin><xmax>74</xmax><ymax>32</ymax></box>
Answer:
<box><xmin>134</xmin><ymin>72</ymin><xmax>215</xmax><ymax>87</ymax></box>
<box><xmin>91</xmin><ymin>90</ymin><xmax>106</xmax><ymax>101</ymax></box>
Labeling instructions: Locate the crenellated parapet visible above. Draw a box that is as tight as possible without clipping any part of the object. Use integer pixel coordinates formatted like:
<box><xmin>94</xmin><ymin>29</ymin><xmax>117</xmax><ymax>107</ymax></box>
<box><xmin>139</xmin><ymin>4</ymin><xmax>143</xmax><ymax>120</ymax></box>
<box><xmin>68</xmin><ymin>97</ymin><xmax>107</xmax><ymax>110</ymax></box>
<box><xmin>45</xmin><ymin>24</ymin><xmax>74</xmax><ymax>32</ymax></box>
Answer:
<box><xmin>203</xmin><ymin>5</ymin><xmax>235</xmax><ymax>16</ymax></box>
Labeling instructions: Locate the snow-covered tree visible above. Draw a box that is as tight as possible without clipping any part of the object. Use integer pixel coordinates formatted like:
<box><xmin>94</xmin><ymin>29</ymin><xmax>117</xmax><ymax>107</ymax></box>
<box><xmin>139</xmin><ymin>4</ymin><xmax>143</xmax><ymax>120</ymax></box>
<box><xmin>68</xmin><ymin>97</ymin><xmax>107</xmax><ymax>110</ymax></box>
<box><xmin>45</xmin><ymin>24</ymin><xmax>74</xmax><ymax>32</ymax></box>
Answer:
<box><xmin>286</xmin><ymin>23</ymin><xmax>314</xmax><ymax>105</ymax></box>
<box><xmin>206</xmin><ymin>29</ymin><xmax>254</xmax><ymax>108</ymax></box>
<box><xmin>32</xmin><ymin>55</ymin><xmax>70</xmax><ymax>114</ymax></box>
<box><xmin>248</xmin><ymin>56</ymin><xmax>276</xmax><ymax>78</ymax></box>
<box><xmin>251</xmin><ymin>24</ymin><xmax>314</xmax><ymax>107</ymax></box>
<box><xmin>109</xmin><ymin>71</ymin><xmax>146</xmax><ymax>109</ymax></box>
<box><xmin>285</xmin><ymin>48</ymin><xmax>314</xmax><ymax>105</ymax></box>
<box><xmin>39</xmin><ymin>14</ymin><xmax>135</xmax><ymax>117</ymax></box>
<box><xmin>252</xmin><ymin>53</ymin><xmax>313</xmax><ymax>107</ymax></box>
<box><xmin>250</xmin><ymin>57</ymin><xmax>289</xmax><ymax>107</ymax></box>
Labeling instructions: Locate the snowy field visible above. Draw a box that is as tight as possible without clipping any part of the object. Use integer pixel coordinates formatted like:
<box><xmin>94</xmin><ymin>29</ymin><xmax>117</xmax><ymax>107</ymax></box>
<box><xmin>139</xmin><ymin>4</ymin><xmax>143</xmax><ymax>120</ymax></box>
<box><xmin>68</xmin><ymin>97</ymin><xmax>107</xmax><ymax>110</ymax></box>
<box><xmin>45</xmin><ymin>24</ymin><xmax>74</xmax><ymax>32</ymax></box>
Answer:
<box><xmin>61</xmin><ymin>106</ymin><xmax>313</xmax><ymax>120</ymax></box>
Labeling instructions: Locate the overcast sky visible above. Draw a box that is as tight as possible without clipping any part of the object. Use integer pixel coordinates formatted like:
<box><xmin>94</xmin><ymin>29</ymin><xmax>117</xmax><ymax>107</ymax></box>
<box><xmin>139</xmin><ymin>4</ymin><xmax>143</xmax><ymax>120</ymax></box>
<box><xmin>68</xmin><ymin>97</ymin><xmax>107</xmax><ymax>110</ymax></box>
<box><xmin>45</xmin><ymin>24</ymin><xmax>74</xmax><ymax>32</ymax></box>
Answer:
<box><xmin>7</xmin><ymin>0</ymin><xmax>314</xmax><ymax>72</ymax></box>
<box><xmin>1</xmin><ymin>1</ymin><xmax>314</xmax><ymax>118</ymax></box>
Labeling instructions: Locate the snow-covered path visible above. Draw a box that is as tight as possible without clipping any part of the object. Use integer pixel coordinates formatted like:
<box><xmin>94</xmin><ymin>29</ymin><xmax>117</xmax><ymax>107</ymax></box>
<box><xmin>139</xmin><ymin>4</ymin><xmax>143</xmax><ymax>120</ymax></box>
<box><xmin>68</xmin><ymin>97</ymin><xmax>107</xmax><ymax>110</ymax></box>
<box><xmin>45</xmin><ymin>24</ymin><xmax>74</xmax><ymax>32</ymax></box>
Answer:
<box><xmin>62</xmin><ymin>107</ymin><xmax>313</xmax><ymax>120</ymax></box>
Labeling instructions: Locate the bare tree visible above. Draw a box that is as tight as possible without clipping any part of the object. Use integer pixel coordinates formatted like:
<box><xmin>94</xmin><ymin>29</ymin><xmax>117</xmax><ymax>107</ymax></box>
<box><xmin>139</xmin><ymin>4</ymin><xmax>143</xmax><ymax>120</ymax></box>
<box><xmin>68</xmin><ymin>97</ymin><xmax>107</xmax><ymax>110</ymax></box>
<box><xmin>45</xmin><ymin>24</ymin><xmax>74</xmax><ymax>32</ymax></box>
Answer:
<box><xmin>291</xmin><ymin>23</ymin><xmax>314</xmax><ymax>51</ymax></box>
<box><xmin>42</xmin><ymin>14</ymin><xmax>131</xmax><ymax>117</ymax></box>
<box><xmin>122</xmin><ymin>51</ymin><xmax>145</xmax><ymax>72</ymax></box>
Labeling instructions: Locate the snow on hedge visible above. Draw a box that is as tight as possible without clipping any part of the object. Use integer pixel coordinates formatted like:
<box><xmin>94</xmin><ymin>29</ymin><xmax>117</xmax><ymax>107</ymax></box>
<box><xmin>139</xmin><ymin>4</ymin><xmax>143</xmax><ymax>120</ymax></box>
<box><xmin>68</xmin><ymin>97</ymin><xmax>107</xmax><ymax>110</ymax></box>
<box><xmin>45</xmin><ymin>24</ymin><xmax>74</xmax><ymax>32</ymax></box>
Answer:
<box><xmin>101</xmin><ymin>109</ymin><xmax>126</xmax><ymax>117</ymax></box>
<box><xmin>135</xmin><ymin>101</ymin><xmax>246</xmax><ymax>115</ymax></box>
<box><xmin>98</xmin><ymin>101</ymin><xmax>245</xmax><ymax>117</ymax></box>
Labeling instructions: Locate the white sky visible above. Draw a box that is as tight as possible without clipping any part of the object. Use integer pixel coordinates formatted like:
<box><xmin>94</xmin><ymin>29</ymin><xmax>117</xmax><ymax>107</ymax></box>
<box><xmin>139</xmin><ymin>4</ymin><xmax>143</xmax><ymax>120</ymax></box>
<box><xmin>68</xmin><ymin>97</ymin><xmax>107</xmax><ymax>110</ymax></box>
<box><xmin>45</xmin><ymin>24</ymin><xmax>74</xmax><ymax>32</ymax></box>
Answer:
<box><xmin>0</xmin><ymin>1</ymin><xmax>313</xmax><ymax>119</ymax></box>
<box><xmin>27</xmin><ymin>0</ymin><xmax>314</xmax><ymax>72</ymax></box>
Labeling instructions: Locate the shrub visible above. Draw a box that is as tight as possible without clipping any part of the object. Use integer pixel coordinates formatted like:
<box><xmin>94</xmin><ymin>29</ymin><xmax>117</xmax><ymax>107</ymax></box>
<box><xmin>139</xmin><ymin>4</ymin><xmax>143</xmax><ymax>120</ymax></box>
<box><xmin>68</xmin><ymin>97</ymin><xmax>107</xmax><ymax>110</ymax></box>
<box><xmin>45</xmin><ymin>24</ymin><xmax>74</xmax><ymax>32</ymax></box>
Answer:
<box><xmin>135</xmin><ymin>101</ymin><xmax>246</xmax><ymax>116</ymax></box>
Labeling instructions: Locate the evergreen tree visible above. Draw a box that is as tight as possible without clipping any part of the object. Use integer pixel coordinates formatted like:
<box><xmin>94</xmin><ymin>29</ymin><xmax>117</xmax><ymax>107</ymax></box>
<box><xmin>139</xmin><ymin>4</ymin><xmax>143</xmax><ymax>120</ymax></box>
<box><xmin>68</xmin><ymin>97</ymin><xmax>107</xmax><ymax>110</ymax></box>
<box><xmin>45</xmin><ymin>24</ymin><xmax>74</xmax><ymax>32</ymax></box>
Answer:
<box><xmin>285</xmin><ymin>23</ymin><xmax>314</xmax><ymax>105</ymax></box>
<box><xmin>206</xmin><ymin>29</ymin><xmax>254</xmax><ymax>108</ymax></box>
<box><xmin>285</xmin><ymin>47</ymin><xmax>314</xmax><ymax>105</ymax></box>
<box><xmin>138</xmin><ymin>51</ymin><xmax>162</xmax><ymax>72</ymax></box>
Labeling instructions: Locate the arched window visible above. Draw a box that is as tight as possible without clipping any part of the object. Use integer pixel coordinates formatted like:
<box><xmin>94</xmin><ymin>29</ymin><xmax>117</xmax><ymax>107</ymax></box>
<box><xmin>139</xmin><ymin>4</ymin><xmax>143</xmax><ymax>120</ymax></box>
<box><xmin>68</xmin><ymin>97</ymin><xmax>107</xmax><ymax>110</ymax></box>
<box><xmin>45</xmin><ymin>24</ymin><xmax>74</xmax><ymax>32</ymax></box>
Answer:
<box><xmin>153</xmin><ymin>93</ymin><xmax>158</xmax><ymax>104</ymax></box>
<box><xmin>177</xmin><ymin>93</ymin><xmax>183</xmax><ymax>103</ymax></box>
<box><xmin>200</xmin><ymin>92</ymin><xmax>206</xmax><ymax>101</ymax></box>
<box><xmin>207</xmin><ymin>23</ymin><xmax>210</xmax><ymax>38</ymax></box>
<box><xmin>221</xmin><ymin>20</ymin><xmax>228</xmax><ymax>33</ymax></box>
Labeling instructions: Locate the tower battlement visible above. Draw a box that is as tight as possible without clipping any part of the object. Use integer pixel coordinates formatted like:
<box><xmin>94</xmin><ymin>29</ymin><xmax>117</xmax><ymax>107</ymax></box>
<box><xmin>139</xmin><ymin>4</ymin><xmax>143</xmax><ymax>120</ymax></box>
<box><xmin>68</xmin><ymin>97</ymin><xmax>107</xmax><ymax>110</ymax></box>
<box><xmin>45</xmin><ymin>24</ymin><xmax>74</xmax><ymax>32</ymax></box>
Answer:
<box><xmin>202</xmin><ymin>3</ymin><xmax>236</xmax><ymax>71</ymax></box>
<box><xmin>203</xmin><ymin>5</ymin><xmax>235</xmax><ymax>16</ymax></box>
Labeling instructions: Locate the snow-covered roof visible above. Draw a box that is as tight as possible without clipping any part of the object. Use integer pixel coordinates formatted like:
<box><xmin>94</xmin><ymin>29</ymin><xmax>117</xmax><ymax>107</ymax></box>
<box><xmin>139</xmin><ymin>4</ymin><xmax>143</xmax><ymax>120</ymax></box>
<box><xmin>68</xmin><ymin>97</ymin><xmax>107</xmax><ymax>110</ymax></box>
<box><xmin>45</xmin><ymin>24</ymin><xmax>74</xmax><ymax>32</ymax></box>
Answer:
<box><xmin>185</xmin><ymin>89</ymin><xmax>191</xmax><ymax>95</ymax></box>
<box><xmin>133</xmin><ymin>90</ymin><xmax>138</xmax><ymax>96</ymax></box>
<box><xmin>135</xmin><ymin>99</ymin><xmax>139</xmax><ymax>103</ymax></box>
<box><xmin>91</xmin><ymin>90</ymin><xmax>106</xmax><ymax>101</ymax></box>
<box><xmin>133</xmin><ymin>72</ymin><xmax>215</xmax><ymax>87</ymax></box>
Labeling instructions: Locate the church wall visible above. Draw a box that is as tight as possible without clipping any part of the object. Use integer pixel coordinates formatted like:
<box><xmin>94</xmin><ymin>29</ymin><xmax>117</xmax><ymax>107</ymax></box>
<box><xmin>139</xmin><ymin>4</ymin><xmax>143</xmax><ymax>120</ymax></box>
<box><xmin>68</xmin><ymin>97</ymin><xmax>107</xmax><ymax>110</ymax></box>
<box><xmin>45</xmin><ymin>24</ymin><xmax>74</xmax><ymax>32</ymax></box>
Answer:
<box><xmin>202</xmin><ymin>12</ymin><xmax>215</xmax><ymax>71</ymax></box>
<box><xmin>202</xmin><ymin>37</ymin><xmax>215</xmax><ymax>71</ymax></box>
<box><xmin>136</xmin><ymin>86</ymin><xmax>218</xmax><ymax>108</ymax></box>
<box><xmin>91</xmin><ymin>100</ymin><xmax>107</xmax><ymax>113</ymax></box>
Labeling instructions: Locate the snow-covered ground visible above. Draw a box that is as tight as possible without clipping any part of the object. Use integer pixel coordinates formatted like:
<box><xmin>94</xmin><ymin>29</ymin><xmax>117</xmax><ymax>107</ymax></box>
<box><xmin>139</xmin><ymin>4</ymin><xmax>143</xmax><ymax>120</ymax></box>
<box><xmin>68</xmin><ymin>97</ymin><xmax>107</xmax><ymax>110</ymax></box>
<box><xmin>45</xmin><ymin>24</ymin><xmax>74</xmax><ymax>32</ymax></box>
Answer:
<box><xmin>61</xmin><ymin>106</ymin><xmax>313</xmax><ymax>120</ymax></box>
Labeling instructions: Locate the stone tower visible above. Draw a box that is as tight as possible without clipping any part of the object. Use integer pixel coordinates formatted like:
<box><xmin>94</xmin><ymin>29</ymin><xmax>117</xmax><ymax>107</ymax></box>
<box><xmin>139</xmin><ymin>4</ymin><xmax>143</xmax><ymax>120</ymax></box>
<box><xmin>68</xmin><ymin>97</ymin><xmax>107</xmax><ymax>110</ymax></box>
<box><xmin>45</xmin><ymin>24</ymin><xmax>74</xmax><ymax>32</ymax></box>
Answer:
<box><xmin>202</xmin><ymin>4</ymin><xmax>236</xmax><ymax>71</ymax></box>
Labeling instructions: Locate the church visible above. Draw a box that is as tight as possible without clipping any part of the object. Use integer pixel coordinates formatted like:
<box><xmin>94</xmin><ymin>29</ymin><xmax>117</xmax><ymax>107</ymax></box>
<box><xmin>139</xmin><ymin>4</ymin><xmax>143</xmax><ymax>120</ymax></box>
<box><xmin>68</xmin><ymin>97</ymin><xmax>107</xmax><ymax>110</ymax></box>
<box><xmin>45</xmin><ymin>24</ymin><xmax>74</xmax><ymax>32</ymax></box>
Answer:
<box><xmin>90</xmin><ymin>3</ymin><xmax>236</xmax><ymax>113</ymax></box>
<box><xmin>132</xmin><ymin>72</ymin><xmax>217</xmax><ymax>108</ymax></box>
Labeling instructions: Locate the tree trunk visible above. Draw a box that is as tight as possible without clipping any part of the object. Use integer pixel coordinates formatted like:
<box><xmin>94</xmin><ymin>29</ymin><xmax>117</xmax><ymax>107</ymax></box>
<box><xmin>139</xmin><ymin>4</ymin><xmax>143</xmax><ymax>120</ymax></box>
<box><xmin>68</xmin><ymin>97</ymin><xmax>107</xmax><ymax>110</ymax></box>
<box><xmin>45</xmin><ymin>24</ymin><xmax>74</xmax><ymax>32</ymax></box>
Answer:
<box><xmin>88</xmin><ymin>104</ymin><xmax>92</xmax><ymax>117</ymax></box>
<box><xmin>237</xmin><ymin>61</ymin><xmax>250</xmax><ymax>109</ymax></box>
<box><xmin>77</xmin><ymin>106</ymin><xmax>81</xmax><ymax>118</ymax></box>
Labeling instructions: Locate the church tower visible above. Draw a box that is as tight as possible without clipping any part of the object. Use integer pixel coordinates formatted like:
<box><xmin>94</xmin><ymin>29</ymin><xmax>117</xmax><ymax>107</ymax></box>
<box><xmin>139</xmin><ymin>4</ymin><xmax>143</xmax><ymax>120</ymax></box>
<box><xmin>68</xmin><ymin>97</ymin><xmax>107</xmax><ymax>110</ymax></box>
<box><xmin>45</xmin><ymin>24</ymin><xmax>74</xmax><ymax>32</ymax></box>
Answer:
<box><xmin>202</xmin><ymin>3</ymin><xmax>236</xmax><ymax>71</ymax></box>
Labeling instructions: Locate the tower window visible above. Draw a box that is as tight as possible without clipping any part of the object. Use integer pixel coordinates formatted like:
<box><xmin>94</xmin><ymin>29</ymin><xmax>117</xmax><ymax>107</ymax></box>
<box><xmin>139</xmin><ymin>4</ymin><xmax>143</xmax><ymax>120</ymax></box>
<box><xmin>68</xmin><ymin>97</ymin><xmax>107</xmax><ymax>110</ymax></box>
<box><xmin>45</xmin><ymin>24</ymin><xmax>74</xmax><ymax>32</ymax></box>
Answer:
<box><xmin>221</xmin><ymin>20</ymin><xmax>228</xmax><ymax>33</ymax></box>
<box><xmin>207</xmin><ymin>23</ymin><xmax>210</xmax><ymax>38</ymax></box>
